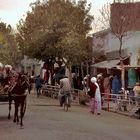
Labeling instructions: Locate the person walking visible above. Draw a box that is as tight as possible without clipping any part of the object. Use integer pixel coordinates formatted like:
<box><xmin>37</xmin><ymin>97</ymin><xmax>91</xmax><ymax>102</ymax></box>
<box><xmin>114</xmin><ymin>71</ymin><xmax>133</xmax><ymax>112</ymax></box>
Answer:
<box><xmin>133</xmin><ymin>82</ymin><xmax>140</xmax><ymax>106</ymax></box>
<box><xmin>88</xmin><ymin>77</ymin><xmax>101</xmax><ymax>115</ymax></box>
<box><xmin>28</xmin><ymin>75</ymin><xmax>33</xmax><ymax>94</ymax></box>
<box><xmin>112</xmin><ymin>75</ymin><xmax>121</xmax><ymax>101</ymax></box>
<box><xmin>35</xmin><ymin>75</ymin><xmax>42</xmax><ymax>97</ymax></box>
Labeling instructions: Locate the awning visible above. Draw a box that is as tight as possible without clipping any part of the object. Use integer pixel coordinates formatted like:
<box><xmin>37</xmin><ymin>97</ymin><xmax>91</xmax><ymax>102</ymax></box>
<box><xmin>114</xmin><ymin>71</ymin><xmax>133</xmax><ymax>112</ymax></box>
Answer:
<box><xmin>91</xmin><ymin>59</ymin><xmax>120</xmax><ymax>69</ymax></box>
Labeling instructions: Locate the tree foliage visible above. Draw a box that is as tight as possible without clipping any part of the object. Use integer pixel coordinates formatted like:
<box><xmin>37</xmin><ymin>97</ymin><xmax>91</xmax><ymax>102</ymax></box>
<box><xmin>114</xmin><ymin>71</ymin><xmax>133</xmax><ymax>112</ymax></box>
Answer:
<box><xmin>0</xmin><ymin>22</ymin><xmax>21</xmax><ymax>67</ymax></box>
<box><xmin>16</xmin><ymin>0</ymin><xmax>93</xmax><ymax>67</ymax></box>
<box><xmin>93</xmin><ymin>4</ymin><xmax>110</xmax><ymax>31</ymax></box>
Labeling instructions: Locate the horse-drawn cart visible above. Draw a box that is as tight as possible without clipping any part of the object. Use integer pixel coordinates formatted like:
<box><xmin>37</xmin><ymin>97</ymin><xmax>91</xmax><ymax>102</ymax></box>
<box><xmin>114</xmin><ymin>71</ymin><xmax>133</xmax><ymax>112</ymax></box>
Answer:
<box><xmin>0</xmin><ymin>93</ymin><xmax>9</xmax><ymax>101</ymax></box>
<box><xmin>0</xmin><ymin>86</ymin><xmax>9</xmax><ymax>101</ymax></box>
<box><xmin>0</xmin><ymin>85</ymin><xmax>27</xmax><ymax>125</ymax></box>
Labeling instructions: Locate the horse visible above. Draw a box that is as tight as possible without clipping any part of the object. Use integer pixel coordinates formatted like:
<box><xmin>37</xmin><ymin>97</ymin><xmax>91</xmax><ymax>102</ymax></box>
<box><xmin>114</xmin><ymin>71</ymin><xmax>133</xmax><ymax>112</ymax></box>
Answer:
<box><xmin>8</xmin><ymin>74</ymin><xmax>30</xmax><ymax>126</ymax></box>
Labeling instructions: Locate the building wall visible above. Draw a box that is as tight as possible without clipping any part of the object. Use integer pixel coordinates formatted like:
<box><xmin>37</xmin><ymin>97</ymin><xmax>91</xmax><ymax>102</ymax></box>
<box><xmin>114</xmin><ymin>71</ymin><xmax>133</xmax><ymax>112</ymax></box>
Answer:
<box><xmin>92</xmin><ymin>30</ymin><xmax>109</xmax><ymax>59</ymax></box>
<box><xmin>107</xmin><ymin>31</ymin><xmax>140</xmax><ymax>65</ymax></box>
<box><xmin>92</xmin><ymin>30</ymin><xmax>140</xmax><ymax>66</ymax></box>
<box><xmin>21</xmin><ymin>55</ymin><xmax>44</xmax><ymax>76</ymax></box>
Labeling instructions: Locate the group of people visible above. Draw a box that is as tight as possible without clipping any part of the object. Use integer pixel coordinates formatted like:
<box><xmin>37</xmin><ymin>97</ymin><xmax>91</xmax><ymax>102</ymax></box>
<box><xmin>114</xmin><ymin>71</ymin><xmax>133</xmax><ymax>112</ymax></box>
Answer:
<box><xmin>82</xmin><ymin>73</ymin><xmax>124</xmax><ymax>115</ymax></box>
<box><xmin>58</xmin><ymin>74</ymin><xmax>102</xmax><ymax>115</ymax></box>
<box><xmin>41</xmin><ymin>72</ymin><xmax>140</xmax><ymax>116</ymax></box>
<box><xmin>0</xmin><ymin>63</ymin><xmax>35</xmax><ymax>96</ymax></box>
<box><xmin>83</xmin><ymin>72</ymin><xmax>140</xmax><ymax>116</ymax></box>
<box><xmin>1</xmin><ymin>61</ymin><xmax>139</xmax><ymax>116</ymax></box>
<box><xmin>83</xmin><ymin>74</ymin><xmax>121</xmax><ymax>98</ymax></box>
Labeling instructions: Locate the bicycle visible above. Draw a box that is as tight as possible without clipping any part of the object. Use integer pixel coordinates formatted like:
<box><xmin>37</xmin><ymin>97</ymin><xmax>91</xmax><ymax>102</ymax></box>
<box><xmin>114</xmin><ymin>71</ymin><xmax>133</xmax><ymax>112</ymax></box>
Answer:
<box><xmin>63</xmin><ymin>92</ymin><xmax>71</xmax><ymax>112</ymax></box>
<box><xmin>127</xmin><ymin>95</ymin><xmax>140</xmax><ymax>112</ymax></box>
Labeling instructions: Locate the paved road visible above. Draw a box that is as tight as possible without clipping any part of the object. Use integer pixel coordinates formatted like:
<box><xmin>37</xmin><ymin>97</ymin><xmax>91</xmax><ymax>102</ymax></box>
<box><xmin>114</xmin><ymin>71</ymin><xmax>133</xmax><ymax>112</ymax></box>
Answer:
<box><xmin>0</xmin><ymin>92</ymin><xmax>140</xmax><ymax>140</ymax></box>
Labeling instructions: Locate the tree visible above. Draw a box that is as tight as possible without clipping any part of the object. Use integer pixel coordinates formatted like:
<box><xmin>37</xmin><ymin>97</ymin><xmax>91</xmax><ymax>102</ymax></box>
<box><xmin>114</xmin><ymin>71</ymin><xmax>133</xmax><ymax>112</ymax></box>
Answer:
<box><xmin>0</xmin><ymin>22</ymin><xmax>21</xmax><ymax>67</ymax></box>
<box><xmin>94</xmin><ymin>3</ymin><xmax>110</xmax><ymax>31</ymax></box>
<box><xmin>16</xmin><ymin>0</ymin><xmax>93</xmax><ymax>73</ymax></box>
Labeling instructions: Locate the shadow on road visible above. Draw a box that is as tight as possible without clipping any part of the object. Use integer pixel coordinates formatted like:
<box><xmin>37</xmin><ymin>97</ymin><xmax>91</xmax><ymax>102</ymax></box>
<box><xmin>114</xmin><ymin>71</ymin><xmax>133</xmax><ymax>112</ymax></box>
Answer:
<box><xmin>0</xmin><ymin>116</ymin><xmax>8</xmax><ymax>121</ymax></box>
<box><xmin>30</xmin><ymin>104</ymin><xmax>59</xmax><ymax>107</ymax></box>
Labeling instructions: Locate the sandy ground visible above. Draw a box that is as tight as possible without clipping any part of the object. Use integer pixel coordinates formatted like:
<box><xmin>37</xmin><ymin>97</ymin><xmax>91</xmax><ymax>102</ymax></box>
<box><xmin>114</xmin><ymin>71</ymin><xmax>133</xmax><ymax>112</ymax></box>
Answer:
<box><xmin>0</xmin><ymin>92</ymin><xmax>140</xmax><ymax>140</ymax></box>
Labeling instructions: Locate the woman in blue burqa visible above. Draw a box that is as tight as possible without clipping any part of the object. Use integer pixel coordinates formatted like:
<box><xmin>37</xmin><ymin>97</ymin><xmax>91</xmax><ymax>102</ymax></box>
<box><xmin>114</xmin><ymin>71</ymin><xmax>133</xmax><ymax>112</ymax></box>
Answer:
<box><xmin>112</xmin><ymin>75</ymin><xmax>121</xmax><ymax>100</ymax></box>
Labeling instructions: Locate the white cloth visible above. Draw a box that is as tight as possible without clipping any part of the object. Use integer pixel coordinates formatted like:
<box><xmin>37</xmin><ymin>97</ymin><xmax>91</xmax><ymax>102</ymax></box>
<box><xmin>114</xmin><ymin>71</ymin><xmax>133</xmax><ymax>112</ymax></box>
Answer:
<box><xmin>91</xmin><ymin>77</ymin><xmax>101</xmax><ymax>102</ymax></box>
<box><xmin>90</xmin><ymin>77</ymin><xmax>101</xmax><ymax>114</ymax></box>
<box><xmin>95</xmin><ymin>82</ymin><xmax>101</xmax><ymax>102</ymax></box>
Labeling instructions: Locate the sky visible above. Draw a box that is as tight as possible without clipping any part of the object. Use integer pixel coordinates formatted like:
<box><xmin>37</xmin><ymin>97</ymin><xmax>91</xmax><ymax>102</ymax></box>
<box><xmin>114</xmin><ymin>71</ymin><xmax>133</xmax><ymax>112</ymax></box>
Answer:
<box><xmin>0</xmin><ymin>0</ymin><xmax>113</xmax><ymax>28</ymax></box>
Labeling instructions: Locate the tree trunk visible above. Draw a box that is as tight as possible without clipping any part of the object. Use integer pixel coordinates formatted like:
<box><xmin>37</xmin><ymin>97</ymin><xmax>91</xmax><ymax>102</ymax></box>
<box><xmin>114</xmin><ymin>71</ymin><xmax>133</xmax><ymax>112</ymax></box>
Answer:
<box><xmin>119</xmin><ymin>37</ymin><xmax>125</xmax><ymax>88</ymax></box>
<box><xmin>86</xmin><ymin>61</ymin><xmax>89</xmax><ymax>75</ymax></box>
<box><xmin>66</xmin><ymin>64</ymin><xmax>73</xmax><ymax>87</ymax></box>
<box><xmin>119</xmin><ymin>37</ymin><xmax>123</xmax><ymax>58</ymax></box>
<box><xmin>120</xmin><ymin>60</ymin><xmax>125</xmax><ymax>88</ymax></box>
<box><xmin>121</xmin><ymin>67</ymin><xmax>125</xmax><ymax>88</ymax></box>
<box><xmin>81</xmin><ymin>62</ymin><xmax>84</xmax><ymax>80</ymax></box>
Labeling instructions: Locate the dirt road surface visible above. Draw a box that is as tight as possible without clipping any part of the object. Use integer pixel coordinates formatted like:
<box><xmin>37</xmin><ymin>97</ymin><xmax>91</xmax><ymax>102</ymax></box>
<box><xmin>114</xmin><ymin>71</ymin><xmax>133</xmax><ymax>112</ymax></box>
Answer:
<box><xmin>0</xmin><ymin>92</ymin><xmax>140</xmax><ymax>140</ymax></box>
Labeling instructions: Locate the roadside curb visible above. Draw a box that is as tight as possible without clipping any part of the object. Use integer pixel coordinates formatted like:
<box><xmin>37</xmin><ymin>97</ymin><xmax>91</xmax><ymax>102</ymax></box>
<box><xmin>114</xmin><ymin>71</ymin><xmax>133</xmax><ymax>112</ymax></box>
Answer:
<box><xmin>107</xmin><ymin>110</ymin><xmax>131</xmax><ymax>117</ymax></box>
<box><xmin>83</xmin><ymin>103</ymin><xmax>132</xmax><ymax>117</ymax></box>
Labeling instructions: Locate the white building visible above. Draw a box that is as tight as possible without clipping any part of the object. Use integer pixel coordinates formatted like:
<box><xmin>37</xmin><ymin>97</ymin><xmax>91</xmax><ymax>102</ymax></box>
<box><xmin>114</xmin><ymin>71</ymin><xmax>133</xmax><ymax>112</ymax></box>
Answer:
<box><xmin>91</xmin><ymin>29</ymin><xmax>140</xmax><ymax>88</ymax></box>
<box><xmin>92</xmin><ymin>29</ymin><xmax>140</xmax><ymax>67</ymax></box>
<box><xmin>21</xmin><ymin>55</ymin><xmax>44</xmax><ymax>76</ymax></box>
